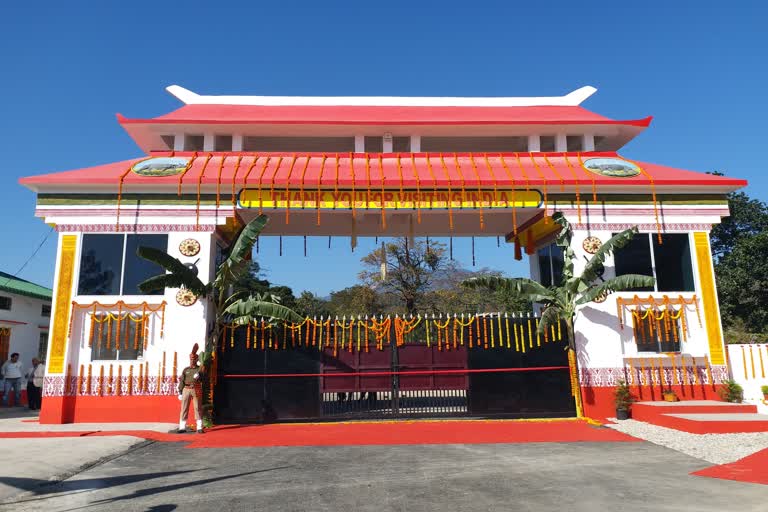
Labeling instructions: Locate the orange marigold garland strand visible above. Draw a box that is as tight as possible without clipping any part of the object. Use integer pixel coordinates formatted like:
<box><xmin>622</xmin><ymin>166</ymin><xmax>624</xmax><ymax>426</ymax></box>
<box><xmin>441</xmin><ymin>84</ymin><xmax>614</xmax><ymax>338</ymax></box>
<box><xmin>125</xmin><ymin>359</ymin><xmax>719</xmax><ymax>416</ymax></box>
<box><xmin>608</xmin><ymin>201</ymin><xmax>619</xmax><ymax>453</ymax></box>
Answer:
<box><xmin>468</xmin><ymin>154</ymin><xmax>484</xmax><ymax>230</ymax></box>
<box><xmin>284</xmin><ymin>154</ymin><xmax>298</xmax><ymax>224</ymax></box>
<box><xmin>499</xmin><ymin>155</ymin><xmax>518</xmax><ymax>236</ymax></box>
<box><xmin>529</xmin><ymin>152</ymin><xmax>549</xmax><ymax>222</ymax></box>
<box><xmin>316</xmin><ymin>154</ymin><xmax>327</xmax><ymax>225</ymax></box>
<box><xmin>562</xmin><ymin>154</ymin><xmax>583</xmax><ymax>223</ymax></box>
<box><xmin>438</xmin><ymin>154</ymin><xmax>454</xmax><ymax>230</ymax></box>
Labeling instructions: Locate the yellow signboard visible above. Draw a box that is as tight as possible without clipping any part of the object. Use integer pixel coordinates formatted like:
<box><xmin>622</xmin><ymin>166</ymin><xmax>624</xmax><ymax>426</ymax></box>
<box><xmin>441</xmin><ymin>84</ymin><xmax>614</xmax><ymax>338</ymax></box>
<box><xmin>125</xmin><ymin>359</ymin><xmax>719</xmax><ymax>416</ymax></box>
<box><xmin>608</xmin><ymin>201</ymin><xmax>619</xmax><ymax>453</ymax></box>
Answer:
<box><xmin>239</xmin><ymin>189</ymin><xmax>542</xmax><ymax>210</ymax></box>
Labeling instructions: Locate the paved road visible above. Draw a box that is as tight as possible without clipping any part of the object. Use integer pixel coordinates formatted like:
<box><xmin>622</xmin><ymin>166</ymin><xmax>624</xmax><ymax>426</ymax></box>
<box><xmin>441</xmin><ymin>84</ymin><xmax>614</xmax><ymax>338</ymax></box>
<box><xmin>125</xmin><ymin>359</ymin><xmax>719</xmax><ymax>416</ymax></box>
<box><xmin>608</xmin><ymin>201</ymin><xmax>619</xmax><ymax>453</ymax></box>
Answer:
<box><xmin>1</xmin><ymin>439</ymin><xmax>766</xmax><ymax>511</ymax></box>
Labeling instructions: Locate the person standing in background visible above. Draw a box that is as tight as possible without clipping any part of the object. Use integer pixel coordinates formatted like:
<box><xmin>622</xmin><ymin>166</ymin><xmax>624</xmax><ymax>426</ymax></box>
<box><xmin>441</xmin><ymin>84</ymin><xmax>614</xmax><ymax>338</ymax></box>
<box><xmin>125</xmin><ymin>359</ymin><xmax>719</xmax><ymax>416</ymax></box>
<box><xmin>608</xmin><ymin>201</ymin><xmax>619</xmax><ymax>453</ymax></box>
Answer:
<box><xmin>1</xmin><ymin>353</ymin><xmax>23</xmax><ymax>407</ymax></box>
<box><xmin>25</xmin><ymin>358</ymin><xmax>44</xmax><ymax>410</ymax></box>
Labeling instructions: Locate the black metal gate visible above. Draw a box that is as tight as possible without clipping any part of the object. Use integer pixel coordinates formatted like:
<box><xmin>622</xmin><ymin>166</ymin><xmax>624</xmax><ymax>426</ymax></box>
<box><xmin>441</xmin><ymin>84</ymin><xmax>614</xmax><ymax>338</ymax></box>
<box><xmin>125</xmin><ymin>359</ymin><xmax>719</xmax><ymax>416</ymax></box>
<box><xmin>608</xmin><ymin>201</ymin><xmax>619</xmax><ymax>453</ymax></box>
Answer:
<box><xmin>214</xmin><ymin>317</ymin><xmax>575</xmax><ymax>423</ymax></box>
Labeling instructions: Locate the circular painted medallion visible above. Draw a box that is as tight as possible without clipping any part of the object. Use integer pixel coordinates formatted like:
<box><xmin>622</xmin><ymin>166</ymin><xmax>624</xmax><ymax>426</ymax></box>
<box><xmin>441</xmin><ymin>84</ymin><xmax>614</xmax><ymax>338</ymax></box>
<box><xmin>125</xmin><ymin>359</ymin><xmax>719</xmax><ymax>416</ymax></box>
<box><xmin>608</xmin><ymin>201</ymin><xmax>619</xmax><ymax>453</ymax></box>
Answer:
<box><xmin>132</xmin><ymin>157</ymin><xmax>190</xmax><ymax>177</ymax></box>
<box><xmin>582</xmin><ymin>157</ymin><xmax>641</xmax><ymax>178</ymax></box>
<box><xmin>179</xmin><ymin>238</ymin><xmax>201</xmax><ymax>257</ymax></box>
<box><xmin>582</xmin><ymin>236</ymin><xmax>602</xmax><ymax>254</ymax></box>
<box><xmin>176</xmin><ymin>289</ymin><xmax>198</xmax><ymax>307</ymax></box>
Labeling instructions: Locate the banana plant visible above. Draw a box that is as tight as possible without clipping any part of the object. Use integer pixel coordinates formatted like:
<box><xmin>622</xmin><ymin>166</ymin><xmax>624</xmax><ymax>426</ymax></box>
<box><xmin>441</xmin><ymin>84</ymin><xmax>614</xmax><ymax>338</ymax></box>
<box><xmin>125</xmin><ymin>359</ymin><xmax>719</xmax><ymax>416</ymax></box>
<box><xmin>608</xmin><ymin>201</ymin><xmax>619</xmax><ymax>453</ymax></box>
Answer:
<box><xmin>462</xmin><ymin>212</ymin><xmax>655</xmax><ymax>350</ymax></box>
<box><xmin>136</xmin><ymin>214</ymin><xmax>302</xmax><ymax>365</ymax></box>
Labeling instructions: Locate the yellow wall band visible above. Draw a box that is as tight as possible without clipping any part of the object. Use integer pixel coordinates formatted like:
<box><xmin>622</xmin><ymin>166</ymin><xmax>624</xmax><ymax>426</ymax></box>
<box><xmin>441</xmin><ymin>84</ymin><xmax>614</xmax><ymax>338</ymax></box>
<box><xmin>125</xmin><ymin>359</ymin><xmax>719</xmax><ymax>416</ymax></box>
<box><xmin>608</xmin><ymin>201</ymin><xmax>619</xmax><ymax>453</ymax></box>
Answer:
<box><xmin>48</xmin><ymin>235</ymin><xmax>76</xmax><ymax>374</ymax></box>
<box><xmin>693</xmin><ymin>232</ymin><xmax>724</xmax><ymax>365</ymax></box>
<box><xmin>239</xmin><ymin>189</ymin><xmax>542</xmax><ymax>210</ymax></box>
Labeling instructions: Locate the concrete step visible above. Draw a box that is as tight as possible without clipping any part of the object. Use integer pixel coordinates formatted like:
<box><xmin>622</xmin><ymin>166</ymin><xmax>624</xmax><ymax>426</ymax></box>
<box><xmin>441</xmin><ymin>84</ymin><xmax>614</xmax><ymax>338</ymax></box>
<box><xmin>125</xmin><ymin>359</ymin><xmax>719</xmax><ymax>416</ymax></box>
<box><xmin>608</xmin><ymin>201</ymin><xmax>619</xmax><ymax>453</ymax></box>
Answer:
<box><xmin>655</xmin><ymin>413</ymin><xmax>768</xmax><ymax>434</ymax></box>
<box><xmin>632</xmin><ymin>400</ymin><xmax>757</xmax><ymax>423</ymax></box>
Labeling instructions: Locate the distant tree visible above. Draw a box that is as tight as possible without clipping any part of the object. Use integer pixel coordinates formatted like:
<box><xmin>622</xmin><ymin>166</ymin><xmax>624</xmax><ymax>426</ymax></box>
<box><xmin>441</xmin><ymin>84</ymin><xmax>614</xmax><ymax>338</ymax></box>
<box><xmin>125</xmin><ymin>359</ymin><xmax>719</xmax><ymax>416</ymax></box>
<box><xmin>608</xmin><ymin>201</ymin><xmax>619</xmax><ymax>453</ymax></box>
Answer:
<box><xmin>359</xmin><ymin>238</ymin><xmax>457</xmax><ymax>314</ymax></box>
<box><xmin>710</xmin><ymin>190</ymin><xmax>768</xmax><ymax>260</ymax></box>
<box><xmin>715</xmin><ymin>231</ymin><xmax>768</xmax><ymax>337</ymax></box>
<box><xmin>327</xmin><ymin>285</ymin><xmax>385</xmax><ymax>317</ymax></box>
<box><xmin>295</xmin><ymin>291</ymin><xmax>331</xmax><ymax>318</ymax></box>
<box><xmin>233</xmin><ymin>262</ymin><xmax>297</xmax><ymax>310</ymax></box>
<box><xmin>707</xmin><ymin>176</ymin><xmax>768</xmax><ymax>337</ymax></box>
<box><xmin>425</xmin><ymin>267</ymin><xmax>531</xmax><ymax>314</ymax></box>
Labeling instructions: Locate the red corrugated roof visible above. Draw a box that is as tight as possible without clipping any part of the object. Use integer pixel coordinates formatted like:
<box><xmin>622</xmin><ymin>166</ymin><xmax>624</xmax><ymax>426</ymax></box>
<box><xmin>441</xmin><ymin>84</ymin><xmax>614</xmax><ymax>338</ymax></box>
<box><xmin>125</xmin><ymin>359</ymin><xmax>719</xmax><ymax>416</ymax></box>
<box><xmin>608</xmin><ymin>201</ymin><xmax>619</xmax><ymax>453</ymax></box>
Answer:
<box><xmin>19</xmin><ymin>152</ymin><xmax>747</xmax><ymax>190</ymax></box>
<box><xmin>117</xmin><ymin>106</ymin><xmax>652</xmax><ymax>126</ymax></box>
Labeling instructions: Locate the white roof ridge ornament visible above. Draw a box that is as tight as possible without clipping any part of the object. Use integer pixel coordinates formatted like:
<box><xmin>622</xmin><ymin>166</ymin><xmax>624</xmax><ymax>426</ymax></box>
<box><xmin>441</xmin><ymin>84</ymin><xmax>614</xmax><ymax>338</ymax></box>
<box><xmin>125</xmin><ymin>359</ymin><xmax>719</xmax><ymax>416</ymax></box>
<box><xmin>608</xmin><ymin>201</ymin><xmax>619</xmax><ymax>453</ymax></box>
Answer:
<box><xmin>165</xmin><ymin>85</ymin><xmax>597</xmax><ymax>108</ymax></box>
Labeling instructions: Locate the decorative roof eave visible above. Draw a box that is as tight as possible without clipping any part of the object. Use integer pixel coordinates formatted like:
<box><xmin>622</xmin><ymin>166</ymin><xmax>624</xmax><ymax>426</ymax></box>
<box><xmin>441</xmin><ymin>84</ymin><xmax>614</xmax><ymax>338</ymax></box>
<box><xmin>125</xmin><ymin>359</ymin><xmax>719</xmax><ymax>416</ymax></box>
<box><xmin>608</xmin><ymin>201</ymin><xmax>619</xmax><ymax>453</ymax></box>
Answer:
<box><xmin>116</xmin><ymin>112</ymin><xmax>653</xmax><ymax>127</ymax></box>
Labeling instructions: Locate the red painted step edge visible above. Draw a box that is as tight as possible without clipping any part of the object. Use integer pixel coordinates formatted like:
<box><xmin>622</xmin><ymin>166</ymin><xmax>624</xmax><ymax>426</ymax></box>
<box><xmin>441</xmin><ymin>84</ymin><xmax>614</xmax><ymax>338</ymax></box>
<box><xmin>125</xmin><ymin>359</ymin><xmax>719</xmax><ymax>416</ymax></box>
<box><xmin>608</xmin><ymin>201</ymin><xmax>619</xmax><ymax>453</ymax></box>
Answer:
<box><xmin>640</xmin><ymin>414</ymin><xmax>768</xmax><ymax>434</ymax></box>
<box><xmin>632</xmin><ymin>403</ymin><xmax>757</xmax><ymax>423</ymax></box>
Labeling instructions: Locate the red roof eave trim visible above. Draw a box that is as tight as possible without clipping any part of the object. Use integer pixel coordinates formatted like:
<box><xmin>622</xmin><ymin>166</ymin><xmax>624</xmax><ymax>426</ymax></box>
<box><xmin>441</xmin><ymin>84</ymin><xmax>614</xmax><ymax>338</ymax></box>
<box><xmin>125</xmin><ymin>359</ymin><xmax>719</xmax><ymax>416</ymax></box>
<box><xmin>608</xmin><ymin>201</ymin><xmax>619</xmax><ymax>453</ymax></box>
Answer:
<box><xmin>116</xmin><ymin>113</ymin><xmax>653</xmax><ymax>127</ymax></box>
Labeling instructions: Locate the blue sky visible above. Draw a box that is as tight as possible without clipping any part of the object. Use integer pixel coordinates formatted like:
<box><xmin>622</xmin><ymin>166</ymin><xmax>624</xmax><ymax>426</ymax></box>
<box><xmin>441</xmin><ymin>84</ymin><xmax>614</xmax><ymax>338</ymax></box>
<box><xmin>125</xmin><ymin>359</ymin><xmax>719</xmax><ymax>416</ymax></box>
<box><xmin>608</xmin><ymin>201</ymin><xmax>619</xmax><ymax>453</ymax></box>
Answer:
<box><xmin>1</xmin><ymin>1</ymin><xmax>766</xmax><ymax>295</ymax></box>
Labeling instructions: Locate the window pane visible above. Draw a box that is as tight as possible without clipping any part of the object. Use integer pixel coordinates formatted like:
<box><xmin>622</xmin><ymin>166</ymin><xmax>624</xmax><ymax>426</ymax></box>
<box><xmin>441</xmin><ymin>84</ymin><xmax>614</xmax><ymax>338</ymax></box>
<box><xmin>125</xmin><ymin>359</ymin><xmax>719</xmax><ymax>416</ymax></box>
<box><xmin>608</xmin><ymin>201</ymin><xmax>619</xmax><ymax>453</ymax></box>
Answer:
<box><xmin>537</xmin><ymin>246</ymin><xmax>552</xmax><ymax>287</ymax></box>
<box><xmin>123</xmin><ymin>235</ymin><xmax>168</xmax><ymax>295</ymax></box>
<box><xmin>634</xmin><ymin>314</ymin><xmax>681</xmax><ymax>353</ymax></box>
<box><xmin>653</xmin><ymin>234</ymin><xmax>694</xmax><ymax>292</ymax></box>
<box><xmin>78</xmin><ymin>235</ymin><xmax>123</xmax><ymax>295</ymax></box>
<box><xmin>536</xmin><ymin>243</ymin><xmax>564</xmax><ymax>287</ymax></box>
<box><xmin>90</xmin><ymin>314</ymin><xmax>144</xmax><ymax>361</ymax></box>
<box><xmin>613</xmin><ymin>234</ymin><xmax>654</xmax><ymax>291</ymax></box>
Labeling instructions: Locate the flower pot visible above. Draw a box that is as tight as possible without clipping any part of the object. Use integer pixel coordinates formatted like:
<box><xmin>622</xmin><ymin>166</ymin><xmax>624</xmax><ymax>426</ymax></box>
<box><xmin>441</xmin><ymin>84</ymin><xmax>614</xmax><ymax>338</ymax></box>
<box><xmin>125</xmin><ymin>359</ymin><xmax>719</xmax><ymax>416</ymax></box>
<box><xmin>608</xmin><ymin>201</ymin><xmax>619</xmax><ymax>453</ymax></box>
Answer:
<box><xmin>663</xmin><ymin>392</ymin><xmax>679</xmax><ymax>402</ymax></box>
<box><xmin>616</xmin><ymin>408</ymin><xmax>630</xmax><ymax>420</ymax></box>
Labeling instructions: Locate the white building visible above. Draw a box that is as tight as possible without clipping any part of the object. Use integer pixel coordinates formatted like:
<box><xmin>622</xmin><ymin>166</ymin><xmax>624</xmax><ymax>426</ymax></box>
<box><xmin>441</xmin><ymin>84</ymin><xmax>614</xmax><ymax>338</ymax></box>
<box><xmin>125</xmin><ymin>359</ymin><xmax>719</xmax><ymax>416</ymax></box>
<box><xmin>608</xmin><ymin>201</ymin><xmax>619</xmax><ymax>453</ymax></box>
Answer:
<box><xmin>0</xmin><ymin>271</ymin><xmax>52</xmax><ymax>401</ymax></box>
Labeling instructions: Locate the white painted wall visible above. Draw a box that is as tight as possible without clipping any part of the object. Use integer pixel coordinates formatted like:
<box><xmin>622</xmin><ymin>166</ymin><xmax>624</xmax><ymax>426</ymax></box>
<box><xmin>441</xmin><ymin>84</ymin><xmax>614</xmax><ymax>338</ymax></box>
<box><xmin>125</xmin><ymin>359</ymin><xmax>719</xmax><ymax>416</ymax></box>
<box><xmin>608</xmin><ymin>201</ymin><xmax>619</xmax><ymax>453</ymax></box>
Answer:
<box><xmin>0</xmin><ymin>292</ymin><xmax>50</xmax><ymax>386</ymax></box>
<box><xmin>727</xmin><ymin>344</ymin><xmax>768</xmax><ymax>413</ymax></box>
<box><xmin>63</xmin><ymin>232</ymin><xmax>215</xmax><ymax>387</ymax></box>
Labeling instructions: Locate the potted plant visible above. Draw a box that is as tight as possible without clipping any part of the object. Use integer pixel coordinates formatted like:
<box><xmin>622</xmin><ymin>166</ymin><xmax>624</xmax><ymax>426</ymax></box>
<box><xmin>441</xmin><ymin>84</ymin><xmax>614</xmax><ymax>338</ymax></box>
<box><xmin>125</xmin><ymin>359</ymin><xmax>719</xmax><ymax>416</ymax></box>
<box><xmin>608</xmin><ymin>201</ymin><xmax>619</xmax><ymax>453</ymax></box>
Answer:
<box><xmin>614</xmin><ymin>379</ymin><xmax>634</xmax><ymax>420</ymax></box>
<box><xmin>717</xmin><ymin>379</ymin><xmax>744</xmax><ymax>403</ymax></box>
<box><xmin>662</xmin><ymin>389</ymin><xmax>679</xmax><ymax>402</ymax></box>
<box><xmin>761</xmin><ymin>385</ymin><xmax>768</xmax><ymax>400</ymax></box>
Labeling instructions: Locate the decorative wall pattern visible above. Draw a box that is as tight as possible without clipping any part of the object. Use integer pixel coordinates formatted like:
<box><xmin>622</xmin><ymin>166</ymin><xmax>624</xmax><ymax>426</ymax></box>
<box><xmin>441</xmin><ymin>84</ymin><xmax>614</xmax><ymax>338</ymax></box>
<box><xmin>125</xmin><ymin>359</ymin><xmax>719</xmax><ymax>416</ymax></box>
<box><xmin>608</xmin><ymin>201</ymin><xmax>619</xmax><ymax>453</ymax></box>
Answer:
<box><xmin>42</xmin><ymin>375</ymin><xmax>177</xmax><ymax>397</ymax></box>
<box><xmin>48</xmin><ymin>235</ymin><xmax>76</xmax><ymax>374</ymax></box>
<box><xmin>55</xmin><ymin>224</ymin><xmax>216</xmax><ymax>233</ymax></box>
<box><xmin>579</xmin><ymin>365</ymin><xmax>729</xmax><ymax>387</ymax></box>
<box><xmin>571</xmin><ymin>223</ymin><xmax>712</xmax><ymax>232</ymax></box>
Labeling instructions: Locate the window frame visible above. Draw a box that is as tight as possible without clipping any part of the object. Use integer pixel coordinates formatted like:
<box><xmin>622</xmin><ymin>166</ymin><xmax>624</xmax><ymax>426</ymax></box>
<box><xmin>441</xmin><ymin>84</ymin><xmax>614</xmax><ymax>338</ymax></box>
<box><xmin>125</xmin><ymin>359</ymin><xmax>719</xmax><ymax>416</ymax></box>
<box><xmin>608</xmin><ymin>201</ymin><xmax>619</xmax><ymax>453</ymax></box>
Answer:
<box><xmin>613</xmin><ymin>233</ymin><xmax>695</xmax><ymax>293</ymax></box>
<box><xmin>41</xmin><ymin>304</ymin><xmax>51</xmax><ymax>317</ymax></box>
<box><xmin>77</xmin><ymin>234</ymin><xmax>168</xmax><ymax>297</ymax></box>
<box><xmin>88</xmin><ymin>311</ymin><xmax>146</xmax><ymax>362</ymax></box>
<box><xmin>633</xmin><ymin>312</ymin><xmax>683</xmax><ymax>354</ymax></box>
<box><xmin>0</xmin><ymin>296</ymin><xmax>11</xmax><ymax>311</ymax></box>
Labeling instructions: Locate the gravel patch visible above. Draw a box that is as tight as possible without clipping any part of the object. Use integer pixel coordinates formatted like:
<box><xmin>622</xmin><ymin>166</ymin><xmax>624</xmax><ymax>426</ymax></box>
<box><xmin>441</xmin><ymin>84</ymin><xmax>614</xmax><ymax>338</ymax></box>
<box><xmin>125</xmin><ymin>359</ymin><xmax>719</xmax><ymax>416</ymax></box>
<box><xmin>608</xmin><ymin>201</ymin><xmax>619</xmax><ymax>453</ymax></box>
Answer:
<box><xmin>606</xmin><ymin>419</ymin><xmax>768</xmax><ymax>465</ymax></box>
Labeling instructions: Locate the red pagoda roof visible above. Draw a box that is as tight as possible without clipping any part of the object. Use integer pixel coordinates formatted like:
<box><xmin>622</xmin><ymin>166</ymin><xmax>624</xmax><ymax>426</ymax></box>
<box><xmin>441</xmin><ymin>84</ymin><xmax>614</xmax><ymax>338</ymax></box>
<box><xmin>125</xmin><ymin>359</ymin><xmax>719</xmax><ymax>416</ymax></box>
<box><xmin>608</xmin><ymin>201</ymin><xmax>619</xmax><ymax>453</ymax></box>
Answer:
<box><xmin>118</xmin><ymin>106</ymin><xmax>651</xmax><ymax>127</ymax></box>
<box><xmin>19</xmin><ymin>152</ymin><xmax>747</xmax><ymax>191</ymax></box>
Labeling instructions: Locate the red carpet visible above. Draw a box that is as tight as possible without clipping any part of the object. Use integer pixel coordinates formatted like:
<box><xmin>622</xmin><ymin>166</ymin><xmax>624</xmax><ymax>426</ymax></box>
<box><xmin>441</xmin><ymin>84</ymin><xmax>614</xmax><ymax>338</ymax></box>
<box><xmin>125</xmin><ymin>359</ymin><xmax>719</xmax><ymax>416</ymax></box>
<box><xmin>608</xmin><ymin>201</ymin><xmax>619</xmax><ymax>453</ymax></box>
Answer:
<box><xmin>0</xmin><ymin>419</ymin><xmax>638</xmax><ymax>448</ymax></box>
<box><xmin>692</xmin><ymin>448</ymin><xmax>768</xmax><ymax>486</ymax></box>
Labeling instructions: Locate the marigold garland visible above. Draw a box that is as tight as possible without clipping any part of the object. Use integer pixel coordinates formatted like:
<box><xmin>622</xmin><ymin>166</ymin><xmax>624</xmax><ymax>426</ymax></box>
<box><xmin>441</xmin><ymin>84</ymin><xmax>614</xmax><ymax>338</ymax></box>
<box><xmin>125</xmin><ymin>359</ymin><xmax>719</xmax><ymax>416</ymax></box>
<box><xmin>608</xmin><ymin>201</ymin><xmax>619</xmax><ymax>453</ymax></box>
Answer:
<box><xmin>498</xmin><ymin>155</ymin><xmax>518</xmax><ymax>236</ymax></box>
<box><xmin>528</xmin><ymin>153</ymin><xmax>549</xmax><ymax>223</ymax></box>
<box><xmin>284</xmin><ymin>154</ymin><xmax>298</xmax><ymax>224</ymax></box>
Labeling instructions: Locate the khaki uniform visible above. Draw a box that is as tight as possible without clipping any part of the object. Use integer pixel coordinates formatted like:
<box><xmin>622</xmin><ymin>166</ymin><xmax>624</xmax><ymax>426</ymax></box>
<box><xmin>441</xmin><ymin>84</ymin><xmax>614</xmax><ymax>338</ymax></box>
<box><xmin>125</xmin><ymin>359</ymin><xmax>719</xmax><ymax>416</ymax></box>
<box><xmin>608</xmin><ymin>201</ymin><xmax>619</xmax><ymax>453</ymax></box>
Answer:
<box><xmin>178</xmin><ymin>365</ymin><xmax>203</xmax><ymax>425</ymax></box>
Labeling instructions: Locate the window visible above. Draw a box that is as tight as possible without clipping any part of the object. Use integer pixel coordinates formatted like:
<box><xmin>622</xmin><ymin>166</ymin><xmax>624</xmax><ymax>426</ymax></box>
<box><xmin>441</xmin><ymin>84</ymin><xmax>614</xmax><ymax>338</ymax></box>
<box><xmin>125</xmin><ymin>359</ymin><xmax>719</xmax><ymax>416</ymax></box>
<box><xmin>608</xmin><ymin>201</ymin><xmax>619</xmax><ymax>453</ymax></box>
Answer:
<box><xmin>566</xmin><ymin>136</ymin><xmax>583</xmax><ymax>152</ymax></box>
<box><xmin>78</xmin><ymin>234</ymin><xmax>168</xmax><ymax>296</ymax></box>
<box><xmin>537</xmin><ymin>243</ymin><xmax>564</xmax><ymax>287</ymax></box>
<box><xmin>41</xmin><ymin>304</ymin><xmax>51</xmax><ymax>317</ymax></box>
<box><xmin>214</xmin><ymin>135</ymin><xmax>232</xmax><ymax>151</ymax></box>
<box><xmin>594</xmin><ymin>136</ymin><xmax>609</xmax><ymax>151</ymax></box>
<box><xmin>420</xmin><ymin>136</ymin><xmax>527</xmax><ymax>152</ymax></box>
<box><xmin>184</xmin><ymin>135</ymin><xmax>205</xmax><ymax>151</ymax></box>
<box><xmin>613</xmin><ymin>233</ymin><xmax>694</xmax><ymax>292</ymax></box>
<box><xmin>0</xmin><ymin>296</ymin><xmax>11</xmax><ymax>310</ymax></box>
<box><xmin>392</xmin><ymin>136</ymin><xmax>411</xmax><ymax>152</ymax></box>
<box><xmin>242</xmin><ymin>136</ymin><xmax>355</xmax><ymax>152</ymax></box>
<box><xmin>634</xmin><ymin>314</ymin><xmax>681</xmax><ymax>353</ymax></box>
<box><xmin>160</xmin><ymin>135</ymin><xmax>175</xmax><ymax>150</ymax></box>
<box><xmin>38</xmin><ymin>332</ymin><xmax>48</xmax><ymax>359</ymax></box>
<box><xmin>364</xmin><ymin>136</ymin><xmax>383</xmax><ymax>153</ymax></box>
<box><xmin>90</xmin><ymin>314</ymin><xmax>144</xmax><ymax>361</ymax></box>
<box><xmin>539</xmin><ymin>136</ymin><xmax>556</xmax><ymax>152</ymax></box>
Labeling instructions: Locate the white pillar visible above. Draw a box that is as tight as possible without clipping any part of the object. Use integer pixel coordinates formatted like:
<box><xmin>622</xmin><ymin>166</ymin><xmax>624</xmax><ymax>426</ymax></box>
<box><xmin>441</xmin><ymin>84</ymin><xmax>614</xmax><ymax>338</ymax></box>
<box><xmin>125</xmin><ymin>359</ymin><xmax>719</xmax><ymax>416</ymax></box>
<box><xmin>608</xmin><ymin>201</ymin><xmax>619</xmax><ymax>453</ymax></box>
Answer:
<box><xmin>203</xmin><ymin>134</ymin><xmax>214</xmax><ymax>152</ymax></box>
<box><xmin>354</xmin><ymin>135</ymin><xmax>365</xmax><ymax>153</ymax></box>
<box><xmin>528</xmin><ymin>135</ymin><xmax>541</xmax><ymax>152</ymax></box>
<box><xmin>555</xmin><ymin>134</ymin><xmax>567</xmax><ymax>152</ymax></box>
<box><xmin>411</xmin><ymin>135</ymin><xmax>421</xmax><ymax>152</ymax></box>
<box><xmin>232</xmin><ymin>134</ymin><xmax>243</xmax><ymax>151</ymax></box>
<box><xmin>383</xmin><ymin>133</ymin><xmax>393</xmax><ymax>153</ymax></box>
<box><xmin>173</xmin><ymin>133</ymin><xmax>185</xmax><ymax>152</ymax></box>
<box><xmin>582</xmin><ymin>133</ymin><xmax>595</xmax><ymax>152</ymax></box>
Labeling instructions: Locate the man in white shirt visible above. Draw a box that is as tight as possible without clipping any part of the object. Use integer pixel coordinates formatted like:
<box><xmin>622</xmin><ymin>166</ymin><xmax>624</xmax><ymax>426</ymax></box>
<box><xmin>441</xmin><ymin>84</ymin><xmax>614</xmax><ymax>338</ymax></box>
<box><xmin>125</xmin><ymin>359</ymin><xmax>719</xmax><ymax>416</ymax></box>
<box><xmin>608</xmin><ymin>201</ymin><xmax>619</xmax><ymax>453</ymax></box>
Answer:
<box><xmin>25</xmin><ymin>358</ymin><xmax>44</xmax><ymax>410</ymax></box>
<box><xmin>2</xmin><ymin>353</ymin><xmax>23</xmax><ymax>407</ymax></box>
